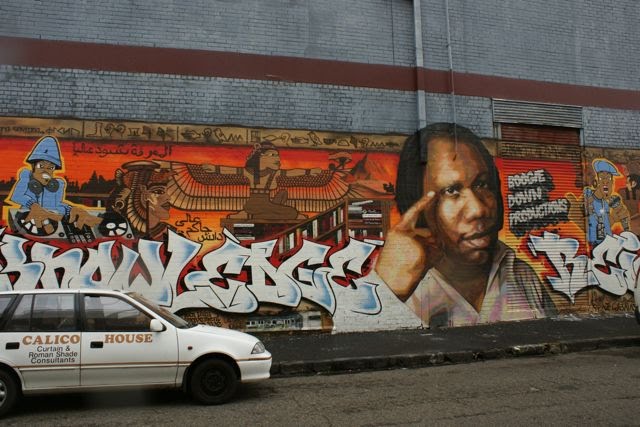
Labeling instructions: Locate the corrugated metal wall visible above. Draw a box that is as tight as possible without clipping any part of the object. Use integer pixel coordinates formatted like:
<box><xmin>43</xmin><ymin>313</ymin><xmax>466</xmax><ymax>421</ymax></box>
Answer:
<box><xmin>498</xmin><ymin>140</ymin><xmax>590</xmax><ymax>314</ymax></box>
<box><xmin>494</xmin><ymin>100</ymin><xmax>591</xmax><ymax>315</ymax></box>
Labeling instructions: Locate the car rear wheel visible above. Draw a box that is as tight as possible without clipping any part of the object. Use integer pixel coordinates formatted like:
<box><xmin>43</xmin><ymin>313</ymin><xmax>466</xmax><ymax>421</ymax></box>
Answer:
<box><xmin>0</xmin><ymin>369</ymin><xmax>19</xmax><ymax>417</ymax></box>
<box><xmin>189</xmin><ymin>359</ymin><xmax>238</xmax><ymax>405</ymax></box>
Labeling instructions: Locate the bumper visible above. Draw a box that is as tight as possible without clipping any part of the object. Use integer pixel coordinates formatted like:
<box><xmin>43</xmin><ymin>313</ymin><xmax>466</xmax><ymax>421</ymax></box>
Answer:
<box><xmin>238</xmin><ymin>353</ymin><xmax>272</xmax><ymax>382</ymax></box>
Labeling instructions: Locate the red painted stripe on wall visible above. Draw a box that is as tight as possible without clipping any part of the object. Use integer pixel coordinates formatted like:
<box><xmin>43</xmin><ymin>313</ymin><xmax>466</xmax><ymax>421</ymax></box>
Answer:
<box><xmin>0</xmin><ymin>36</ymin><xmax>415</xmax><ymax>91</ymax></box>
<box><xmin>1</xmin><ymin>36</ymin><xmax>639</xmax><ymax>111</ymax></box>
<box><xmin>423</xmin><ymin>70</ymin><xmax>640</xmax><ymax>110</ymax></box>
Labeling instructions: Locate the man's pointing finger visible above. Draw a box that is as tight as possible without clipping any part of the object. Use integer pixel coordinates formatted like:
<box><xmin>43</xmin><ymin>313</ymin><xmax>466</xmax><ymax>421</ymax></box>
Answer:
<box><xmin>396</xmin><ymin>191</ymin><xmax>437</xmax><ymax>231</ymax></box>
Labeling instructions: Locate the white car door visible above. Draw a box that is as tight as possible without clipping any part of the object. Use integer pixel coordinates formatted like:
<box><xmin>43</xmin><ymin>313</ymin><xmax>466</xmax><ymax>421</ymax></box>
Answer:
<box><xmin>1</xmin><ymin>293</ymin><xmax>81</xmax><ymax>390</ymax></box>
<box><xmin>80</xmin><ymin>293</ymin><xmax>178</xmax><ymax>387</ymax></box>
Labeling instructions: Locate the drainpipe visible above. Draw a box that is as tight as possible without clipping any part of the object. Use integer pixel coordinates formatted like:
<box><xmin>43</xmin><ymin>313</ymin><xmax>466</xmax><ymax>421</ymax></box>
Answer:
<box><xmin>444</xmin><ymin>0</ymin><xmax>457</xmax><ymax>128</ymax></box>
<box><xmin>413</xmin><ymin>0</ymin><xmax>427</xmax><ymax>130</ymax></box>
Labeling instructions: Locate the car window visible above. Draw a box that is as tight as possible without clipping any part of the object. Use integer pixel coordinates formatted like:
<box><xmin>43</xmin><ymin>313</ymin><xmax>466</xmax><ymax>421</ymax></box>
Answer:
<box><xmin>31</xmin><ymin>294</ymin><xmax>77</xmax><ymax>332</ymax></box>
<box><xmin>84</xmin><ymin>295</ymin><xmax>152</xmax><ymax>332</ymax></box>
<box><xmin>127</xmin><ymin>292</ymin><xmax>191</xmax><ymax>329</ymax></box>
<box><xmin>0</xmin><ymin>295</ymin><xmax>14</xmax><ymax>319</ymax></box>
<box><xmin>3</xmin><ymin>294</ymin><xmax>33</xmax><ymax>332</ymax></box>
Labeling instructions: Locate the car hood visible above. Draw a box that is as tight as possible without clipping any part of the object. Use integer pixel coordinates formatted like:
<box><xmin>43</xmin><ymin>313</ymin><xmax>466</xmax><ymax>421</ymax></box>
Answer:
<box><xmin>188</xmin><ymin>324</ymin><xmax>260</xmax><ymax>344</ymax></box>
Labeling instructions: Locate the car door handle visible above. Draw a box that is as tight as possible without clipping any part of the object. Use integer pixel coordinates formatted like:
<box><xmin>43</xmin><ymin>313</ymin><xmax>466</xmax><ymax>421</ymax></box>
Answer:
<box><xmin>5</xmin><ymin>342</ymin><xmax>19</xmax><ymax>350</ymax></box>
<box><xmin>90</xmin><ymin>341</ymin><xmax>104</xmax><ymax>349</ymax></box>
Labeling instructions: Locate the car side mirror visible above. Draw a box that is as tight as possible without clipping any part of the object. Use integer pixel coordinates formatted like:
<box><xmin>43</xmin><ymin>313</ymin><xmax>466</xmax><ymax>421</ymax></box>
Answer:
<box><xmin>150</xmin><ymin>318</ymin><xmax>165</xmax><ymax>332</ymax></box>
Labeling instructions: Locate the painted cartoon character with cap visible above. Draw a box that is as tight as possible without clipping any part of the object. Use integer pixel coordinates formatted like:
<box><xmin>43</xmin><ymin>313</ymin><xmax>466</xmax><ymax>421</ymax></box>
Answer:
<box><xmin>8</xmin><ymin>136</ymin><xmax>101</xmax><ymax>235</ymax></box>
<box><xmin>584</xmin><ymin>158</ymin><xmax>630</xmax><ymax>246</ymax></box>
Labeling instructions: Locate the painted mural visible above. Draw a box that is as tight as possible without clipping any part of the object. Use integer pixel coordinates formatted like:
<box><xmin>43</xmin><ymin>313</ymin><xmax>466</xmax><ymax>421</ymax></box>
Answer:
<box><xmin>580</xmin><ymin>147</ymin><xmax>640</xmax><ymax>312</ymax></box>
<box><xmin>0</xmin><ymin>118</ymin><xmax>636</xmax><ymax>332</ymax></box>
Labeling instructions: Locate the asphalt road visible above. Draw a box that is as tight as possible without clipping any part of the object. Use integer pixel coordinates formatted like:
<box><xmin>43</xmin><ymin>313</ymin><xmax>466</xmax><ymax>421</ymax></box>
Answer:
<box><xmin>4</xmin><ymin>347</ymin><xmax>640</xmax><ymax>426</ymax></box>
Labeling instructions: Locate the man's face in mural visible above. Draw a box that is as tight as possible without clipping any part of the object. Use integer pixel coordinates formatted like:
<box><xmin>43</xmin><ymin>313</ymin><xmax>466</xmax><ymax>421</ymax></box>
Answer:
<box><xmin>143</xmin><ymin>184</ymin><xmax>171</xmax><ymax>221</ymax></box>
<box><xmin>260</xmin><ymin>149</ymin><xmax>281</xmax><ymax>171</ymax></box>
<box><xmin>423</xmin><ymin>138</ymin><xmax>498</xmax><ymax>266</ymax></box>
<box><xmin>32</xmin><ymin>160</ymin><xmax>56</xmax><ymax>186</ymax></box>
<box><xmin>594</xmin><ymin>171</ymin><xmax>613</xmax><ymax>198</ymax></box>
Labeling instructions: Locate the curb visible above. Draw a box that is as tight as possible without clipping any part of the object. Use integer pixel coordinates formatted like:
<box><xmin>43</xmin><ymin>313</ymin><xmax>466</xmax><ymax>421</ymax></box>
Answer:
<box><xmin>269</xmin><ymin>335</ymin><xmax>640</xmax><ymax>378</ymax></box>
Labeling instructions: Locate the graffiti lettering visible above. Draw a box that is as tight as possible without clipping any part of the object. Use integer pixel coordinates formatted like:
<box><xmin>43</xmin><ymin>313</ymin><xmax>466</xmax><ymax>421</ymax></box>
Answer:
<box><xmin>508</xmin><ymin>169</ymin><xmax>569</xmax><ymax>237</ymax></box>
<box><xmin>72</xmin><ymin>142</ymin><xmax>172</xmax><ymax>159</ymax></box>
<box><xmin>193</xmin><ymin>231</ymin><xmax>224</xmax><ymax>242</ymax></box>
<box><xmin>528</xmin><ymin>232</ymin><xmax>590</xmax><ymax>302</ymax></box>
<box><xmin>0</xmin><ymin>228</ymin><xmax>382</xmax><ymax>315</ymax></box>
<box><xmin>507</xmin><ymin>169</ymin><xmax>550</xmax><ymax>190</ymax></box>
<box><xmin>509</xmin><ymin>199</ymin><xmax>570</xmax><ymax>231</ymax></box>
<box><xmin>508</xmin><ymin>187</ymin><xmax>544</xmax><ymax>208</ymax></box>
<box><xmin>0</xmin><ymin>233</ymin><xmax>46</xmax><ymax>291</ymax></box>
<box><xmin>174</xmin><ymin>213</ymin><xmax>213</xmax><ymax>240</ymax></box>
<box><xmin>529</xmin><ymin>231</ymin><xmax>639</xmax><ymax>302</ymax></box>
<box><xmin>589</xmin><ymin>231</ymin><xmax>640</xmax><ymax>296</ymax></box>
<box><xmin>177</xmin><ymin>229</ymin><xmax>382</xmax><ymax>315</ymax></box>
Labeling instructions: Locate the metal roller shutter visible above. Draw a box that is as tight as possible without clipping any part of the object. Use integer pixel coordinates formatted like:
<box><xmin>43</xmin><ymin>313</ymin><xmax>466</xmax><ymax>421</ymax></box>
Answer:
<box><xmin>497</xmin><ymin>135</ymin><xmax>590</xmax><ymax>316</ymax></box>
<box><xmin>500</xmin><ymin>123</ymin><xmax>581</xmax><ymax>146</ymax></box>
<box><xmin>493</xmin><ymin>99</ymin><xmax>583</xmax><ymax>128</ymax></box>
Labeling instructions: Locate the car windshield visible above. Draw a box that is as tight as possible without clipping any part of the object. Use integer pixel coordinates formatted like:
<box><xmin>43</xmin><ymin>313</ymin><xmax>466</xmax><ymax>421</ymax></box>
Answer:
<box><xmin>126</xmin><ymin>292</ymin><xmax>194</xmax><ymax>329</ymax></box>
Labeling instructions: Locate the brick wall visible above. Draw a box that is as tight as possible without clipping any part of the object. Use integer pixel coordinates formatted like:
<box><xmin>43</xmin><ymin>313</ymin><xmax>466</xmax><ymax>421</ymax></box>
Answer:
<box><xmin>0</xmin><ymin>0</ymin><xmax>639</xmax><ymax>333</ymax></box>
<box><xmin>422</xmin><ymin>0</ymin><xmax>640</xmax><ymax>90</ymax></box>
<box><xmin>0</xmin><ymin>0</ymin><xmax>639</xmax><ymax>141</ymax></box>
<box><xmin>0</xmin><ymin>65</ymin><xmax>417</xmax><ymax>133</ymax></box>
<box><xmin>0</xmin><ymin>0</ymin><xmax>415</xmax><ymax>66</ymax></box>
<box><xmin>583</xmin><ymin>108</ymin><xmax>640</xmax><ymax>148</ymax></box>
<box><xmin>425</xmin><ymin>94</ymin><xmax>494</xmax><ymax>137</ymax></box>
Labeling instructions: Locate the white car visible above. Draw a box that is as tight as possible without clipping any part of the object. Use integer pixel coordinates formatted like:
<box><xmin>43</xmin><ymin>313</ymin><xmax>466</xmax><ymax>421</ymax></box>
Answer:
<box><xmin>635</xmin><ymin>288</ymin><xmax>640</xmax><ymax>324</ymax></box>
<box><xmin>0</xmin><ymin>289</ymin><xmax>271</xmax><ymax>416</ymax></box>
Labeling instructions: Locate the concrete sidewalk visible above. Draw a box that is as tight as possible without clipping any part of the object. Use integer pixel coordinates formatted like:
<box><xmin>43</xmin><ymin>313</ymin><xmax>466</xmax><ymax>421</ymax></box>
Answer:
<box><xmin>255</xmin><ymin>315</ymin><xmax>640</xmax><ymax>377</ymax></box>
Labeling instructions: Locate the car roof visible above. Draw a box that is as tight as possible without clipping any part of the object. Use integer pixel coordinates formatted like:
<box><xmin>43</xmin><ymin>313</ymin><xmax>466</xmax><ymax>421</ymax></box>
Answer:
<box><xmin>0</xmin><ymin>288</ymin><xmax>126</xmax><ymax>296</ymax></box>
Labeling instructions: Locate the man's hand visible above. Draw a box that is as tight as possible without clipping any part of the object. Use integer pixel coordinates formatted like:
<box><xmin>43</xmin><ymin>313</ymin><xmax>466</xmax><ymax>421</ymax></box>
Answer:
<box><xmin>69</xmin><ymin>206</ymin><xmax>102</xmax><ymax>229</ymax></box>
<box><xmin>24</xmin><ymin>203</ymin><xmax>63</xmax><ymax>234</ymax></box>
<box><xmin>609</xmin><ymin>197</ymin><xmax>631</xmax><ymax>229</ymax></box>
<box><xmin>375</xmin><ymin>192</ymin><xmax>439</xmax><ymax>301</ymax></box>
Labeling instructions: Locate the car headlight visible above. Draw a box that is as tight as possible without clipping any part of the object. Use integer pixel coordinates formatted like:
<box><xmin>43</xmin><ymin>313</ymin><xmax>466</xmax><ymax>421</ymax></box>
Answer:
<box><xmin>251</xmin><ymin>341</ymin><xmax>266</xmax><ymax>354</ymax></box>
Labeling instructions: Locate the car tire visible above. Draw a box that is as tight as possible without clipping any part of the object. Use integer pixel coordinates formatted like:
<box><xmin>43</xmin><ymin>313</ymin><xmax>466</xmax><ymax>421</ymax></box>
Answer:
<box><xmin>0</xmin><ymin>369</ymin><xmax>19</xmax><ymax>417</ymax></box>
<box><xmin>189</xmin><ymin>359</ymin><xmax>238</xmax><ymax>405</ymax></box>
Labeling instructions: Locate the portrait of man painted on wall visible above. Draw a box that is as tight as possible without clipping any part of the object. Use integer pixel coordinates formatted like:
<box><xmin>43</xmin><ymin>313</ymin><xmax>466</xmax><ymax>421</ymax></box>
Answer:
<box><xmin>374</xmin><ymin>123</ymin><xmax>557</xmax><ymax>327</ymax></box>
<box><xmin>583</xmin><ymin>159</ymin><xmax>630</xmax><ymax>247</ymax></box>
<box><xmin>7</xmin><ymin>136</ymin><xmax>101</xmax><ymax>236</ymax></box>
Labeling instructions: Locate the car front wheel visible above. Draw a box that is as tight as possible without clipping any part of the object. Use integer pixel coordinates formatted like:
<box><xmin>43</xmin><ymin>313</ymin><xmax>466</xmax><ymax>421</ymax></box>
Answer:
<box><xmin>0</xmin><ymin>369</ymin><xmax>19</xmax><ymax>417</ymax></box>
<box><xmin>189</xmin><ymin>359</ymin><xmax>238</xmax><ymax>405</ymax></box>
